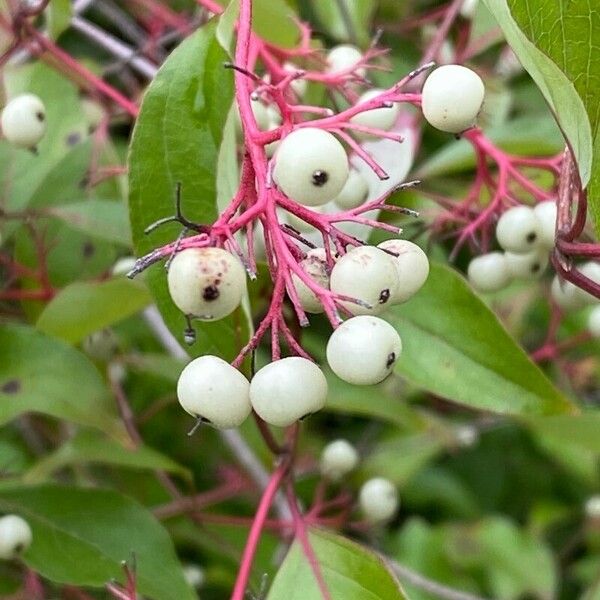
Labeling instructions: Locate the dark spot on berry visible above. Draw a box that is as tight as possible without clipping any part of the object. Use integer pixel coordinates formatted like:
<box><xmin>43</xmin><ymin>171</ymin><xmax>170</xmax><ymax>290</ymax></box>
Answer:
<box><xmin>1</xmin><ymin>379</ymin><xmax>20</xmax><ymax>394</ymax></box>
<box><xmin>526</xmin><ymin>231</ymin><xmax>537</xmax><ymax>244</ymax></box>
<box><xmin>531</xmin><ymin>262</ymin><xmax>541</xmax><ymax>274</ymax></box>
<box><xmin>311</xmin><ymin>170</ymin><xmax>329</xmax><ymax>187</ymax></box>
<box><xmin>379</xmin><ymin>288</ymin><xmax>391</xmax><ymax>304</ymax></box>
<box><xmin>203</xmin><ymin>285</ymin><xmax>220</xmax><ymax>301</ymax></box>
<box><xmin>66</xmin><ymin>132</ymin><xmax>81</xmax><ymax>146</ymax></box>
<box><xmin>386</xmin><ymin>352</ymin><xmax>396</xmax><ymax>369</ymax></box>
<box><xmin>13</xmin><ymin>543</ymin><xmax>24</xmax><ymax>554</ymax></box>
<box><xmin>82</xmin><ymin>241</ymin><xmax>95</xmax><ymax>258</ymax></box>
<box><xmin>36</xmin><ymin>111</ymin><xmax>45</xmax><ymax>122</ymax></box>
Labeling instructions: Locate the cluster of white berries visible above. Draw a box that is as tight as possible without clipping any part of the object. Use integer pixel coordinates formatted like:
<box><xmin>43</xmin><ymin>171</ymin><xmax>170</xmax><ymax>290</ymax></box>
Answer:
<box><xmin>465</xmin><ymin>201</ymin><xmax>600</xmax><ymax>339</ymax></box>
<box><xmin>0</xmin><ymin>515</ymin><xmax>32</xmax><ymax>560</ymax></box>
<box><xmin>173</xmin><ymin>240</ymin><xmax>429</xmax><ymax>428</ymax></box>
<box><xmin>319</xmin><ymin>440</ymin><xmax>399</xmax><ymax>523</ymax></box>
<box><xmin>177</xmin><ymin>354</ymin><xmax>327</xmax><ymax>429</ymax></box>
<box><xmin>468</xmin><ymin>201</ymin><xmax>557</xmax><ymax>293</ymax></box>
<box><xmin>291</xmin><ymin>240</ymin><xmax>429</xmax><ymax>316</ymax></box>
<box><xmin>169</xmin><ymin>44</ymin><xmax>435</xmax><ymax>429</ymax></box>
<box><xmin>1</xmin><ymin>94</ymin><xmax>47</xmax><ymax>149</ymax></box>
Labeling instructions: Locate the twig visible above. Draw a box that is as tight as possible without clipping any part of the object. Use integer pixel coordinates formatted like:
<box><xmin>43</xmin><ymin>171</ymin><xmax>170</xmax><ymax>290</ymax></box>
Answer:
<box><xmin>71</xmin><ymin>16</ymin><xmax>158</xmax><ymax>79</ymax></box>
<box><xmin>389</xmin><ymin>560</ymin><xmax>491</xmax><ymax>600</ymax></box>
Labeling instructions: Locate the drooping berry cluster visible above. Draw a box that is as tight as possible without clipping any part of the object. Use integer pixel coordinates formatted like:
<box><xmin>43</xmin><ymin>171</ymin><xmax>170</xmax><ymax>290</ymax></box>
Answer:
<box><xmin>131</xmin><ymin>47</ymin><xmax>480</xmax><ymax>430</ymax></box>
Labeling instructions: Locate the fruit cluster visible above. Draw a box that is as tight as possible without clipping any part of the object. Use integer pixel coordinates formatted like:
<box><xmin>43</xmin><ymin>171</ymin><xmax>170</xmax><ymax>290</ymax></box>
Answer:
<box><xmin>467</xmin><ymin>201</ymin><xmax>557</xmax><ymax>293</ymax></box>
<box><xmin>320</xmin><ymin>440</ymin><xmax>399</xmax><ymax>524</ymax></box>
<box><xmin>153</xmin><ymin>60</ymin><xmax>481</xmax><ymax>430</ymax></box>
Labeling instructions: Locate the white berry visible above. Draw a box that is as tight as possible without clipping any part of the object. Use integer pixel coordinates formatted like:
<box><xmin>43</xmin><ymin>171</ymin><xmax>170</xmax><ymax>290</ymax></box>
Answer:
<box><xmin>183</xmin><ymin>565</ymin><xmax>205</xmax><ymax>589</ymax></box>
<box><xmin>377</xmin><ymin>239</ymin><xmax>429</xmax><ymax>303</ymax></box>
<box><xmin>235</xmin><ymin>96</ymin><xmax>271</xmax><ymax>132</ymax></box>
<box><xmin>575</xmin><ymin>261</ymin><xmax>600</xmax><ymax>305</ymax></box>
<box><xmin>307</xmin><ymin>247</ymin><xmax>332</xmax><ymax>262</ymax></box>
<box><xmin>273</xmin><ymin>128</ymin><xmax>349</xmax><ymax>207</ymax></box>
<box><xmin>320</xmin><ymin>439</ymin><xmax>359</xmax><ymax>481</ymax></box>
<box><xmin>326</xmin><ymin>45</ymin><xmax>365</xmax><ymax>76</ymax></box>
<box><xmin>588</xmin><ymin>305</ymin><xmax>600</xmax><ymax>339</ymax></box>
<box><xmin>496</xmin><ymin>205</ymin><xmax>542</xmax><ymax>253</ymax></box>
<box><xmin>167</xmin><ymin>247</ymin><xmax>246</xmax><ymax>321</ymax></box>
<box><xmin>291</xmin><ymin>254</ymin><xmax>329</xmax><ymax>314</ymax></box>
<box><xmin>81</xmin><ymin>98</ymin><xmax>105</xmax><ymax>131</ymax></box>
<box><xmin>349</xmin><ymin>89</ymin><xmax>399</xmax><ymax>136</ymax></box>
<box><xmin>326</xmin><ymin>315</ymin><xmax>402</xmax><ymax>385</ymax></box>
<box><xmin>533</xmin><ymin>200</ymin><xmax>557</xmax><ymax>248</ymax></box>
<box><xmin>1</xmin><ymin>94</ymin><xmax>47</xmax><ymax>148</ymax></box>
<box><xmin>333</xmin><ymin>169</ymin><xmax>369</xmax><ymax>210</ymax></box>
<box><xmin>551</xmin><ymin>276</ymin><xmax>585</xmax><ymax>311</ymax></box>
<box><xmin>249</xmin><ymin>357</ymin><xmax>328</xmax><ymax>427</ymax></box>
<box><xmin>467</xmin><ymin>252</ymin><xmax>511</xmax><ymax>293</ymax></box>
<box><xmin>585</xmin><ymin>495</ymin><xmax>600</xmax><ymax>518</ymax></box>
<box><xmin>111</xmin><ymin>256</ymin><xmax>137</xmax><ymax>277</ymax></box>
<box><xmin>455</xmin><ymin>425</ymin><xmax>479</xmax><ymax>448</ymax></box>
<box><xmin>330</xmin><ymin>246</ymin><xmax>399</xmax><ymax>315</ymax></box>
<box><xmin>505</xmin><ymin>249</ymin><xmax>549</xmax><ymax>280</ymax></box>
<box><xmin>421</xmin><ymin>65</ymin><xmax>485</xmax><ymax>133</ymax></box>
<box><xmin>460</xmin><ymin>0</ymin><xmax>479</xmax><ymax>18</ymax></box>
<box><xmin>177</xmin><ymin>356</ymin><xmax>251</xmax><ymax>429</ymax></box>
<box><xmin>359</xmin><ymin>478</ymin><xmax>399</xmax><ymax>523</ymax></box>
<box><xmin>0</xmin><ymin>515</ymin><xmax>32</xmax><ymax>560</ymax></box>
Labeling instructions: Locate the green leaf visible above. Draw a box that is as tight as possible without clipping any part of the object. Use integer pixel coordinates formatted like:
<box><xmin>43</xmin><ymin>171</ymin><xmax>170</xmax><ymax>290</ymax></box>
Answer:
<box><xmin>0</xmin><ymin>484</ymin><xmax>195</xmax><ymax>600</ymax></box>
<box><xmin>45</xmin><ymin>0</ymin><xmax>72</xmax><ymax>39</ymax></box>
<box><xmin>325</xmin><ymin>368</ymin><xmax>429</xmax><ymax>430</ymax></box>
<box><xmin>481</xmin><ymin>0</ymin><xmax>594</xmax><ymax>200</ymax></box>
<box><xmin>310</xmin><ymin>0</ymin><xmax>376</xmax><ymax>47</ymax></box>
<box><xmin>448</xmin><ymin>516</ymin><xmax>557</xmax><ymax>599</ymax></box>
<box><xmin>128</xmin><ymin>22</ymin><xmax>248</xmax><ymax>361</ymax></box>
<box><xmin>216</xmin><ymin>107</ymin><xmax>240</xmax><ymax>212</ymax></box>
<box><xmin>385</xmin><ymin>263</ymin><xmax>575</xmax><ymax>415</ymax></box>
<box><xmin>267</xmin><ymin>528</ymin><xmax>408</xmax><ymax>600</ymax></box>
<box><xmin>0</xmin><ymin>323</ymin><xmax>125</xmax><ymax>439</ymax></box>
<box><xmin>24</xmin><ymin>430</ymin><xmax>190</xmax><ymax>483</ymax></box>
<box><xmin>500</xmin><ymin>0</ymin><xmax>600</xmax><ymax>233</ymax></box>
<box><xmin>527</xmin><ymin>413</ymin><xmax>600</xmax><ymax>453</ymax></box>
<box><xmin>215</xmin><ymin>0</ymin><xmax>298</xmax><ymax>48</ymax></box>
<box><xmin>36</xmin><ymin>279</ymin><xmax>151</xmax><ymax>344</ymax></box>
<box><xmin>391</xmin><ymin>519</ymin><xmax>479</xmax><ymax>600</ymax></box>
<box><xmin>363</xmin><ymin>434</ymin><xmax>445</xmax><ymax>486</ymax></box>
<box><xmin>47</xmin><ymin>200</ymin><xmax>132</xmax><ymax>246</ymax></box>
<box><xmin>125</xmin><ymin>352</ymin><xmax>186</xmax><ymax>383</ymax></box>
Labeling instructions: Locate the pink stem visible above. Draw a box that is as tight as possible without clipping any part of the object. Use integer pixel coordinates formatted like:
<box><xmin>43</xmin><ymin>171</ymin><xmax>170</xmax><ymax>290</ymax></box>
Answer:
<box><xmin>231</xmin><ymin>460</ymin><xmax>289</xmax><ymax>600</ymax></box>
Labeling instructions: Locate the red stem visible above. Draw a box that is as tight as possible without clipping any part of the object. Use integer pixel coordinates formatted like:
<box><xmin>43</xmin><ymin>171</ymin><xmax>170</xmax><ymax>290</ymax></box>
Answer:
<box><xmin>230</xmin><ymin>460</ymin><xmax>290</xmax><ymax>600</ymax></box>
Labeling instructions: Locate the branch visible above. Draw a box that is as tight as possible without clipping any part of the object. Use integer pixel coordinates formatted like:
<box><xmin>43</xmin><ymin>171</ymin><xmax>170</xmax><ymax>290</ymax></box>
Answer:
<box><xmin>71</xmin><ymin>16</ymin><xmax>158</xmax><ymax>79</ymax></box>
<box><xmin>388</xmin><ymin>559</ymin><xmax>491</xmax><ymax>600</ymax></box>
